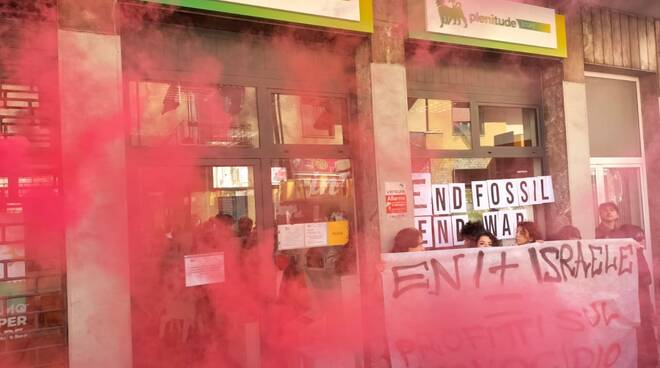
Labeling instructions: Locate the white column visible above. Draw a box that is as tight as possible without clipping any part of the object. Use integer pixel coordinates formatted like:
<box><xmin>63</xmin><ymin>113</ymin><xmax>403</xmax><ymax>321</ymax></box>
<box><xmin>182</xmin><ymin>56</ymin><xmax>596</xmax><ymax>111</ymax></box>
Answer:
<box><xmin>58</xmin><ymin>30</ymin><xmax>133</xmax><ymax>367</ymax></box>
<box><xmin>370</xmin><ymin>63</ymin><xmax>415</xmax><ymax>252</ymax></box>
<box><xmin>563</xmin><ymin>81</ymin><xmax>596</xmax><ymax>239</ymax></box>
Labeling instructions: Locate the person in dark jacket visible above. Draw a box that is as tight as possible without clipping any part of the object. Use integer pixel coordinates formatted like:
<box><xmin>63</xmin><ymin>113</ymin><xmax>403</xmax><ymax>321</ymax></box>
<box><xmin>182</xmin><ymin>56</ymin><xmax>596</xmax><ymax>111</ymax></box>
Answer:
<box><xmin>619</xmin><ymin>224</ymin><xmax>658</xmax><ymax>367</ymax></box>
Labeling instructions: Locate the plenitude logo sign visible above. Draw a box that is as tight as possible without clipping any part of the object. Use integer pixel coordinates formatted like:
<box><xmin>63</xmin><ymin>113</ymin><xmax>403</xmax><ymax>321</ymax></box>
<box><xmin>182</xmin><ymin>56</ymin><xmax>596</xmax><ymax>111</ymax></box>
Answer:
<box><xmin>425</xmin><ymin>0</ymin><xmax>557</xmax><ymax>49</ymax></box>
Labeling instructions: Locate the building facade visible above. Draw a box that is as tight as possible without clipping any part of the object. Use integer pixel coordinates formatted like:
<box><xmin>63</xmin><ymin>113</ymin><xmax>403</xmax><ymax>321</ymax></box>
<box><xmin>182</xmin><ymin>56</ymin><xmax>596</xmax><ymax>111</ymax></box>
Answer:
<box><xmin>1</xmin><ymin>0</ymin><xmax>659</xmax><ymax>367</ymax></box>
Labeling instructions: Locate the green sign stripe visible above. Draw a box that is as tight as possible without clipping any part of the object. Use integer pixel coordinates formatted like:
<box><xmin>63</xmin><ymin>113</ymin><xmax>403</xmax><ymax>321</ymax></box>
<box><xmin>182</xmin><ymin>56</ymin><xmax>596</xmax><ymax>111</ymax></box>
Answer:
<box><xmin>517</xmin><ymin>19</ymin><xmax>551</xmax><ymax>33</ymax></box>
<box><xmin>410</xmin><ymin>14</ymin><xmax>567</xmax><ymax>58</ymax></box>
<box><xmin>141</xmin><ymin>0</ymin><xmax>373</xmax><ymax>33</ymax></box>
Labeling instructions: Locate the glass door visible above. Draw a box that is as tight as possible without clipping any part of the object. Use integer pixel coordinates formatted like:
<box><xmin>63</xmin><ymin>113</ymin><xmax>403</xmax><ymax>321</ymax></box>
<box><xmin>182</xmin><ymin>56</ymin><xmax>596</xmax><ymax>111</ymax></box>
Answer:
<box><xmin>591</xmin><ymin>160</ymin><xmax>653</xmax><ymax>302</ymax></box>
<box><xmin>130</xmin><ymin>159</ymin><xmax>266</xmax><ymax>368</ymax></box>
<box><xmin>591</xmin><ymin>164</ymin><xmax>646</xmax><ymax>232</ymax></box>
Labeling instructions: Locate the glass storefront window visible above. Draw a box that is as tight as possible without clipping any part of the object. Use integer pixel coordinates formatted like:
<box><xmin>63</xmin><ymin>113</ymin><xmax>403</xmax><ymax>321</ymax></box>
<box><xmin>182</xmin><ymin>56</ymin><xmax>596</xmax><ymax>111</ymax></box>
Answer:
<box><xmin>273</xmin><ymin>94</ymin><xmax>348</xmax><ymax>145</ymax></box>
<box><xmin>592</xmin><ymin>167</ymin><xmax>644</xmax><ymax>228</ymax></box>
<box><xmin>479</xmin><ymin>106</ymin><xmax>538</xmax><ymax>147</ymax></box>
<box><xmin>271</xmin><ymin>158</ymin><xmax>355</xmax><ymax>273</ymax></box>
<box><xmin>129</xmin><ymin>81</ymin><xmax>259</xmax><ymax>147</ymax></box>
<box><xmin>408</xmin><ymin>98</ymin><xmax>471</xmax><ymax>150</ymax></box>
<box><xmin>131</xmin><ymin>165</ymin><xmax>260</xmax><ymax>367</ymax></box>
<box><xmin>134</xmin><ymin>165</ymin><xmax>257</xmax><ymax>258</ymax></box>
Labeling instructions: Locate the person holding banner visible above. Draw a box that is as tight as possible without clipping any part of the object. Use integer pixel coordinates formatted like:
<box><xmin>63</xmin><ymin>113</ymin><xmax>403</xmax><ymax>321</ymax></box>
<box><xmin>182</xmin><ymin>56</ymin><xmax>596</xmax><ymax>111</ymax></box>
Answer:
<box><xmin>392</xmin><ymin>228</ymin><xmax>425</xmax><ymax>253</ymax></box>
<box><xmin>514</xmin><ymin>221</ymin><xmax>543</xmax><ymax>245</ymax></box>
<box><xmin>475</xmin><ymin>231</ymin><xmax>500</xmax><ymax>248</ymax></box>
<box><xmin>548</xmin><ymin>225</ymin><xmax>581</xmax><ymax>240</ymax></box>
<box><xmin>459</xmin><ymin>221</ymin><xmax>486</xmax><ymax>248</ymax></box>
<box><xmin>595</xmin><ymin>202</ymin><xmax>622</xmax><ymax>239</ymax></box>
<box><xmin>619</xmin><ymin>224</ymin><xmax>658</xmax><ymax>367</ymax></box>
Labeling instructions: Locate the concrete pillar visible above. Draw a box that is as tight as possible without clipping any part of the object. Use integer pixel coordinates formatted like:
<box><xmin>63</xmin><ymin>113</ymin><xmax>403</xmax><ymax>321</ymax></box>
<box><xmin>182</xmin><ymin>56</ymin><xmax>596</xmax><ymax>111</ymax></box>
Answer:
<box><xmin>541</xmin><ymin>4</ymin><xmax>596</xmax><ymax>238</ymax></box>
<box><xmin>353</xmin><ymin>0</ymin><xmax>411</xmax><ymax>366</ymax></box>
<box><xmin>640</xmin><ymin>71</ymin><xmax>660</xmax><ymax>316</ymax></box>
<box><xmin>58</xmin><ymin>1</ymin><xmax>132</xmax><ymax>367</ymax></box>
<box><xmin>562</xmin><ymin>4</ymin><xmax>596</xmax><ymax>238</ymax></box>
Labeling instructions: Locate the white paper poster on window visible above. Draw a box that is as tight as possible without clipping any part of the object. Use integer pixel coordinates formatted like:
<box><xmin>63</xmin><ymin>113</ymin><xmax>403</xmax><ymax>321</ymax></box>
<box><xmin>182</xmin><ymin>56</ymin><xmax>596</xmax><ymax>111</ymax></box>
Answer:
<box><xmin>184</xmin><ymin>252</ymin><xmax>225</xmax><ymax>287</ymax></box>
<box><xmin>304</xmin><ymin>222</ymin><xmax>328</xmax><ymax>247</ymax></box>
<box><xmin>222</xmin><ymin>0</ymin><xmax>360</xmax><ymax>21</ymax></box>
<box><xmin>381</xmin><ymin>240</ymin><xmax>639</xmax><ymax>367</ymax></box>
<box><xmin>277</xmin><ymin>223</ymin><xmax>306</xmax><ymax>250</ymax></box>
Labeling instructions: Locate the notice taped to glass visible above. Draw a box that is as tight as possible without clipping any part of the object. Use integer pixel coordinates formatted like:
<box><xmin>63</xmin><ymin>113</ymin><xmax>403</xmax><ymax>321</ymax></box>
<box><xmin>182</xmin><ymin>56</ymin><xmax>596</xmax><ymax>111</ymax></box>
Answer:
<box><xmin>184</xmin><ymin>252</ymin><xmax>225</xmax><ymax>287</ymax></box>
<box><xmin>385</xmin><ymin>181</ymin><xmax>408</xmax><ymax>216</ymax></box>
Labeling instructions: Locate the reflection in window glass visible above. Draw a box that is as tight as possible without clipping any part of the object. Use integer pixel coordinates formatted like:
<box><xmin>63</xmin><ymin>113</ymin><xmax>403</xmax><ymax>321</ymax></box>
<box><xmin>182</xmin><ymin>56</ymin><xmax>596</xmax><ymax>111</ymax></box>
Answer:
<box><xmin>408</xmin><ymin>98</ymin><xmax>471</xmax><ymax>150</ymax></box>
<box><xmin>130</xmin><ymin>81</ymin><xmax>259</xmax><ymax>147</ymax></box>
<box><xmin>273</xmin><ymin>94</ymin><xmax>347</xmax><ymax>145</ymax></box>
<box><xmin>479</xmin><ymin>106</ymin><xmax>538</xmax><ymax>147</ymax></box>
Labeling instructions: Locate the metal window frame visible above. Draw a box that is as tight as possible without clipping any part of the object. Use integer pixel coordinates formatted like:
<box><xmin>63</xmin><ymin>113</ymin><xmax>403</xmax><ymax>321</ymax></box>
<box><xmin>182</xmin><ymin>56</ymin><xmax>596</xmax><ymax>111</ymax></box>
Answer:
<box><xmin>124</xmin><ymin>71</ymin><xmax>356</xmax><ymax>259</ymax></box>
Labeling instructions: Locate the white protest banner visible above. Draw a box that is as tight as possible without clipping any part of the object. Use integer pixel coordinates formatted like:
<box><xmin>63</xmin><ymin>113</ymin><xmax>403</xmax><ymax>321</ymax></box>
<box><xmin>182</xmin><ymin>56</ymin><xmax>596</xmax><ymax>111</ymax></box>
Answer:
<box><xmin>382</xmin><ymin>240</ymin><xmax>639</xmax><ymax>367</ymax></box>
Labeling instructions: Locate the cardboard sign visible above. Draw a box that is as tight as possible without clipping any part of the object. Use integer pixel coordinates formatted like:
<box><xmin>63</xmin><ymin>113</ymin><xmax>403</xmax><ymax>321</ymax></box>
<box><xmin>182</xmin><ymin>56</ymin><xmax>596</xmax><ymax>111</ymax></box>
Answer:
<box><xmin>382</xmin><ymin>240</ymin><xmax>639</xmax><ymax>367</ymax></box>
<box><xmin>184</xmin><ymin>252</ymin><xmax>225</xmax><ymax>287</ymax></box>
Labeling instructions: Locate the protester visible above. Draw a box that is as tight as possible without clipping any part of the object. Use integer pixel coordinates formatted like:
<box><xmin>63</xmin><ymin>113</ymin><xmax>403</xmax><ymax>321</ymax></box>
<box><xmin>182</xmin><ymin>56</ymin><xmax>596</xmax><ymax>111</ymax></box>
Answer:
<box><xmin>548</xmin><ymin>225</ymin><xmax>581</xmax><ymax>241</ymax></box>
<box><xmin>392</xmin><ymin>228</ymin><xmax>425</xmax><ymax>252</ymax></box>
<box><xmin>618</xmin><ymin>224</ymin><xmax>658</xmax><ymax>367</ymax></box>
<box><xmin>459</xmin><ymin>221</ymin><xmax>486</xmax><ymax>248</ymax></box>
<box><xmin>595</xmin><ymin>202</ymin><xmax>621</xmax><ymax>239</ymax></box>
<box><xmin>237</xmin><ymin>216</ymin><xmax>258</xmax><ymax>249</ymax></box>
<box><xmin>515</xmin><ymin>221</ymin><xmax>543</xmax><ymax>245</ymax></box>
<box><xmin>475</xmin><ymin>231</ymin><xmax>499</xmax><ymax>248</ymax></box>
